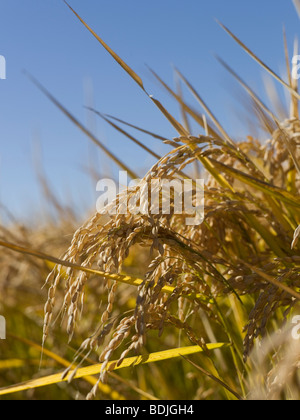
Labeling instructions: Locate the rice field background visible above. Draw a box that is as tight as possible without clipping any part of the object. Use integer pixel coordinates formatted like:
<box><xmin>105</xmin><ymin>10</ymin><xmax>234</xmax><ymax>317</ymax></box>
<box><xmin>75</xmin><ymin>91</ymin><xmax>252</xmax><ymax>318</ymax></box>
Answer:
<box><xmin>1</xmin><ymin>1</ymin><xmax>300</xmax><ymax>401</ymax></box>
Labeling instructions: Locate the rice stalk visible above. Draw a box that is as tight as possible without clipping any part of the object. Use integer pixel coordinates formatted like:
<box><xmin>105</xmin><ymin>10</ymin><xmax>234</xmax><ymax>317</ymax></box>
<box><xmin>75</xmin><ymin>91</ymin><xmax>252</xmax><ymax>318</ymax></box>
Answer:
<box><xmin>2</xmin><ymin>0</ymin><xmax>300</xmax><ymax>401</ymax></box>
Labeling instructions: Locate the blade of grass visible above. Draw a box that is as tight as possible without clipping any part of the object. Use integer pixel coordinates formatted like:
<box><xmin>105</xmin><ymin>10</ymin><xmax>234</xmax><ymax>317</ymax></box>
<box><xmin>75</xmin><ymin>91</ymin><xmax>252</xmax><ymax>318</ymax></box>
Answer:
<box><xmin>215</xmin><ymin>55</ymin><xmax>299</xmax><ymax>231</ymax></box>
<box><xmin>283</xmin><ymin>27</ymin><xmax>299</xmax><ymax>119</ymax></box>
<box><xmin>208</xmin><ymin>157</ymin><xmax>300</xmax><ymax>209</ymax></box>
<box><xmin>291</xmin><ymin>36</ymin><xmax>300</xmax><ymax>118</ymax></box>
<box><xmin>86</xmin><ymin>107</ymin><xmax>162</xmax><ymax>160</ymax></box>
<box><xmin>215</xmin><ymin>55</ymin><xmax>278</xmax><ymax>130</ymax></box>
<box><xmin>218</xmin><ymin>21</ymin><xmax>300</xmax><ymax>102</ymax></box>
<box><xmin>8</xmin><ymin>333</ymin><xmax>125</xmax><ymax>400</ymax></box>
<box><xmin>175</xmin><ymin>77</ymin><xmax>202</xmax><ymax>179</ymax></box>
<box><xmin>181</xmin><ymin>355</ymin><xmax>244</xmax><ymax>401</ymax></box>
<box><xmin>0</xmin><ymin>344</ymin><xmax>228</xmax><ymax>397</ymax></box>
<box><xmin>0</xmin><ymin>360</ymin><xmax>39</xmax><ymax>369</ymax></box>
<box><xmin>148</xmin><ymin>67</ymin><xmax>222</xmax><ymax>139</ymax></box>
<box><xmin>149</xmin><ymin>95</ymin><xmax>189</xmax><ymax>136</ymax></box>
<box><xmin>105</xmin><ymin>114</ymin><xmax>169</xmax><ymax>142</ymax></box>
<box><xmin>174</xmin><ymin>67</ymin><xmax>235</xmax><ymax>147</ymax></box>
<box><xmin>0</xmin><ymin>240</ymin><xmax>208</xmax><ymax>303</ymax></box>
<box><xmin>64</xmin><ymin>1</ymin><xmax>189</xmax><ymax>138</ymax></box>
<box><xmin>24</xmin><ymin>71</ymin><xmax>138</xmax><ymax>180</ymax></box>
<box><xmin>216</xmin><ymin>55</ymin><xmax>300</xmax><ymax>178</ymax></box>
<box><xmin>245</xmin><ymin>213</ymin><xmax>288</xmax><ymax>258</ymax></box>
<box><xmin>63</xmin><ymin>1</ymin><xmax>145</xmax><ymax>91</ymax></box>
<box><xmin>175</xmin><ymin>77</ymin><xmax>192</xmax><ymax>134</ymax></box>
<box><xmin>241</xmin><ymin>261</ymin><xmax>300</xmax><ymax>300</ymax></box>
<box><xmin>108</xmin><ymin>371</ymin><xmax>159</xmax><ymax>401</ymax></box>
<box><xmin>174</xmin><ymin>67</ymin><xmax>271</xmax><ymax>186</ymax></box>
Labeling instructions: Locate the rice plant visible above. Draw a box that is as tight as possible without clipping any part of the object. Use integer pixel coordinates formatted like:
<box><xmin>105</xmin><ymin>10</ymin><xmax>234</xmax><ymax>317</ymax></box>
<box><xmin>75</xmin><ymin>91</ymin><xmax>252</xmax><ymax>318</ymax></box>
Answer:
<box><xmin>1</xmin><ymin>1</ymin><xmax>300</xmax><ymax>400</ymax></box>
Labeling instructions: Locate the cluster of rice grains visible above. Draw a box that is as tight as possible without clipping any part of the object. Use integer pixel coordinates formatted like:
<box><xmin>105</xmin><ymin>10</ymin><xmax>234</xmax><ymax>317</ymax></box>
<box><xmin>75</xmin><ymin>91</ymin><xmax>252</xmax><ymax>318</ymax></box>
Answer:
<box><xmin>41</xmin><ymin>4</ymin><xmax>300</xmax><ymax>399</ymax></box>
<box><xmin>43</xmin><ymin>130</ymin><xmax>300</xmax><ymax>398</ymax></box>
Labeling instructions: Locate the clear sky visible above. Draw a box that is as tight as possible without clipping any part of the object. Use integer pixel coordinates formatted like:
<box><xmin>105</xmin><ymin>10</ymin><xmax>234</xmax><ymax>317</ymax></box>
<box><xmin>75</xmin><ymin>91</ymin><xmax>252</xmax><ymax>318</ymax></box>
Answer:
<box><xmin>0</xmin><ymin>0</ymin><xmax>299</xmax><ymax>222</ymax></box>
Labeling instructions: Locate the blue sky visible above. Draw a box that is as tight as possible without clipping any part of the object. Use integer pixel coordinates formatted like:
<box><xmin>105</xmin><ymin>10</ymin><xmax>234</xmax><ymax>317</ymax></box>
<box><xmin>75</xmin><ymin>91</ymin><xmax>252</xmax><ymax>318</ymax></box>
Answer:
<box><xmin>0</xmin><ymin>0</ymin><xmax>299</xmax><ymax>222</ymax></box>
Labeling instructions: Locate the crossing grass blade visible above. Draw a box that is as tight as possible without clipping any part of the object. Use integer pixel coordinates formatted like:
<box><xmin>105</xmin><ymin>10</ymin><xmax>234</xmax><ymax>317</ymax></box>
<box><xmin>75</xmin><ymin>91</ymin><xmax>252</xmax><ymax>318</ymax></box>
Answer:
<box><xmin>241</xmin><ymin>262</ymin><xmax>300</xmax><ymax>300</ymax></box>
<box><xmin>0</xmin><ymin>360</ymin><xmax>41</xmax><ymax>370</ymax></box>
<box><xmin>0</xmin><ymin>344</ymin><xmax>228</xmax><ymax>397</ymax></box>
<box><xmin>0</xmin><ymin>240</ymin><xmax>208</xmax><ymax>303</ymax></box>
<box><xmin>86</xmin><ymin>107</ymin><xmax>162</xmax><ymax>160</ymax></box>
<box><xmin>7</xmin><ymin>334</ymin><xmax>125</xmax><ymax>400</ymax></box>
<box><xmin>181</xmin><ymin>355</ymin><xmax>244</xmax><ymax>401</ymax></box>
<box><xmin>105</xmin><ymin>114</ymin><xmax>169</xmax><ymax>142</ymax></box>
